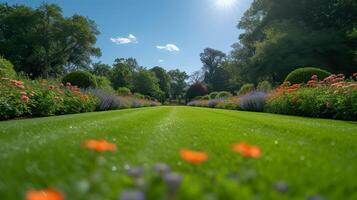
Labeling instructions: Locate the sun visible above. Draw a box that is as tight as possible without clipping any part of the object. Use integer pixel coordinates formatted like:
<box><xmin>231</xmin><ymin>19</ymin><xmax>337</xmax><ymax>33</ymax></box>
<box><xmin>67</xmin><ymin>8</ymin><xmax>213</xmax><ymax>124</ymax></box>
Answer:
<box><xmin>216</xmin><ymin>0</ymin><xmax>237</xmax><ymax>9</ymax></box>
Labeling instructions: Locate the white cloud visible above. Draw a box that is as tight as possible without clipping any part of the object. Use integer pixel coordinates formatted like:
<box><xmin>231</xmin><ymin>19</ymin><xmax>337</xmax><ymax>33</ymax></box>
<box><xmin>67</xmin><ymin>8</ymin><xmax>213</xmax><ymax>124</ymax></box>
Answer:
<box><xmin>156</xmin><ymin>44</ymin><xmax>180</xmax><ymax>52</ymax></box>
<box><xmin>158</xmin><ymin>59</ymin><xmax>165</xmax><ymax>63</ymax></box>
<box><xmin>110</xmin><ymin>34</ymin><xmax>137</xmax><ymax>44</ymax></box>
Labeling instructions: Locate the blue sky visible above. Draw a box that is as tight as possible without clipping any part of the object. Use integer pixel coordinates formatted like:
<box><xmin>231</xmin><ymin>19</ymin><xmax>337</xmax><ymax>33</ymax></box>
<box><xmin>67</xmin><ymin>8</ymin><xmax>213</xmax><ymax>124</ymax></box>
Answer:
<box><xmin>2</xmin><ymin>0</ymin><xmax>252</xmax><ymax>73</ymax></box>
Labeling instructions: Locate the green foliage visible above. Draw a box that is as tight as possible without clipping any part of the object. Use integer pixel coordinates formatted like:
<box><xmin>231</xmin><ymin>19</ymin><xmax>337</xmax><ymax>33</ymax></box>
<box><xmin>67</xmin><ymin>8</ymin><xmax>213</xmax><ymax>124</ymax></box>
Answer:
<box><xmin>110</xmin><ymin>59</ymin><xmax>133</xmax><ymax>90</ymax></box>
<box><xmin>133</xmin><ymin>92</ymin><xmax>145</xmax><ymax>99</ymax></box>
<box><xmin>266</xmin><ymin>83</ymin><xmax>357</xmax><ymax>121</ymax></box>
<box><xmin>133</xmin><ymin>70</ymin><xmax>162</xmax><ymax>99</ymax></box>
<box><xmin>95</xmin><ymin>76</ymin><xmax>113</xmax><ymax>92</ymax></box>
<box><xmin>237</xmin><ymin>83</ymin><xmax>254</xmax><ymax>96</ymax></box>
<box><xmin>0</xmin><ymin>57</ymin><xmax>16</xmax><ymax>78</ymax></box>
<box><xmin>150</xmin><ymin>66</ymin><xmax>171</xmax><ymax>97</ymax></box>
<box><xmin>209</xmin><ymin>92</ymin><xmax>219</xmax><ymax>99</ymax></box>
<box><xmin>216</xmin><ymin>91</ymin><xmax>232</xmax><ymax>99</ymax></box>
<box><xmin>186</xmin><ymin>82</ymin><xmax>208</xmax><ymax>100</ymax></box>
<box><xmin>256</xmin><ymin>80</ymin><xmax>272</xmax><ymax>92</ymax></box>
<box><xmin>229</xmin><ymin>0</ymin><xmax>356</xmax><ymax>83</ymax></box>
<box><xmin>62</xmin><ymin>71</ymin><xmax>97</xmax><ymax>88</ymax></box>
<box><xmin>117</xmin><ymin>87</ymin><xmax>131</xmax><ymax>96</ymax></box>
<box><xmin>0</xmin><ymin>3</ymin><xmax>101</xmax><ymax>78</ymax></box>
<box><xmin>168</xmin><ymin>69</ymin><xmax>188</xmax><ymax>103</ymax></box>
<box><xmin>285</xmin><ymin>67</ymin><xmax>331</xmax><ymax>84</ymax></box>
<box><xmin>0</xmin><ymin>78</ymin><xmax>96</xmax><ymax>120</ymax></box>
<box><xmin>92</xmin><ymin>62</ymin><xmax>112</xmax><ymax>77</ymax></box>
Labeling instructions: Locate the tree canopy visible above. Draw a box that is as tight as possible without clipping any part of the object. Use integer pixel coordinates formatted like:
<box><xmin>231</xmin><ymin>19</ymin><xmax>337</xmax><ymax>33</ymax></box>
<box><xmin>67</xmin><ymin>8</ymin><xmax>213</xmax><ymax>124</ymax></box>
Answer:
<box><xmin>0</xmin><ymin>3</ymin><xmax>101</xmax><ymax>78</ymax></box>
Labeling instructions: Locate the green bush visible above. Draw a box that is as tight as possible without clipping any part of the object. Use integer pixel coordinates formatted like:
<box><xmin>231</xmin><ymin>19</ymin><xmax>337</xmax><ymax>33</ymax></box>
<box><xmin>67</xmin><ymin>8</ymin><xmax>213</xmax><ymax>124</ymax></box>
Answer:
<box><xmin>257</xmin><ymin>81</ymin><xmax>272</xmax><ymax>92</ymax></box>
<box><xmin>217</xmin><ymin>91</ymin><xmax>232</xmax><ymax>99</ymax></box>
<box><xmin>0</xmin><ymin>57</ymin><xmax>16</xmax><ymax>78</ymax></box>
<box><xmin>117</xmin><ymin>87</ymin><xmax>131</xmax><ymax>96</ymax></box>
<box><xmin>95</xmin><ymin>76</ymin><xmax>113</xmax><ymax>92</ymax></box>
<box><xmin>237</xmin><ymin>84</ymin><xmax>254</xmax><ymax>96</ymax></box>
<box><xmin>209</xmin><ymin>92</ymin><xmax>219</xmax><ymax>99</ymax></box>
<box><xmin>201</xmin><ymin>95</ymin><xmax>210</xmax><ymax>100</ymax></box>
<box><xmin>285</xmin><ymin>67</ymin><xmax>331</xmax><ymax>84</ymax></box>
<box><xmin>62</xmin><ymin>71</ymin><xmax>97</xmax><ymax>88</ymax></box>
<box><xmin>134</xmin><ymin>93</ymin><xmax>145</xmax><ymax>99</ymax></box>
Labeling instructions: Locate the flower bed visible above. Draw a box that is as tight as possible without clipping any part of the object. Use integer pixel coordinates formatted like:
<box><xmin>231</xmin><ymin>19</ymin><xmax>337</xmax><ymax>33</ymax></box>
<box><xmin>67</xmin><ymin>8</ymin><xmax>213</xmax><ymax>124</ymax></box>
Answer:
<box><xmin>0</xmin><ymin>77</ymin><xmax>161</xmax><ymax>120</ymax></box>
<box><xmin>187</xmin><ymin>73</ymin><xmax>357</xmax><ymax>121</ymax></box>
<box><xmin>266</xmin><ymin>74</ymin><xmax>357</xmax><ymax>120</ymax></box>
<box><xmin>0</xmin><ymin>78</ymin><xmax>97</xmax><ymax>120</ymax></box>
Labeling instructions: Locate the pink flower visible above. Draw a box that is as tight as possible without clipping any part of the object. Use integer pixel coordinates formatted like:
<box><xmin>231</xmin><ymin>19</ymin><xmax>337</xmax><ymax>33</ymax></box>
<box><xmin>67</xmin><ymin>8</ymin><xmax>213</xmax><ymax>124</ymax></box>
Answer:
<box><xmin>21</xmin><ymin>95</ymin><xmax>30</xmax><ymax>103</ymax></box>
<box><xmin>20</xmin><ymin>91</ymin><xmax>27</xmax><ymax>95</ymax></box>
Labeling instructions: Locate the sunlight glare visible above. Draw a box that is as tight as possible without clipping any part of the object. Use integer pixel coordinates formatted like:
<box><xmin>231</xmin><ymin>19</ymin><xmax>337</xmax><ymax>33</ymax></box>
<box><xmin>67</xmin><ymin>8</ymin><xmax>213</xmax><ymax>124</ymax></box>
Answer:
<box><xmin>216</xmin><ymin>0</ymin><xmax>237</xmax><ymax>9</ymax></box>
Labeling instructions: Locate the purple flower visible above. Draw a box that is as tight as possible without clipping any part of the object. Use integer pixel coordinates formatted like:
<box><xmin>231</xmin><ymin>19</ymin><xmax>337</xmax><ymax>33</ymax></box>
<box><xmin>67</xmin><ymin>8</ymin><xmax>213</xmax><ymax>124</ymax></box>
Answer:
<box><xmin>239</xmin><ymin>92</ymin><xmax>267</xmax><ymax>112</ymax></box>
<box><xmin>119</xmin><ymin>189</ymin><xmax>145</xmax><ymax>200</ymax></box>
<box><xmin>127</xmin><ymin>167</ymin><xmax>144</xmax><ymax>178</ymax></box>
<box><xmin>153</xmin><ymin>163</ymin><xmax>171</xmax><ymax>175</ymax></box>
<box><xmin>163</xmin><ymin>173</ymin><xmax>183</xmax><ymax>190</ymax></box>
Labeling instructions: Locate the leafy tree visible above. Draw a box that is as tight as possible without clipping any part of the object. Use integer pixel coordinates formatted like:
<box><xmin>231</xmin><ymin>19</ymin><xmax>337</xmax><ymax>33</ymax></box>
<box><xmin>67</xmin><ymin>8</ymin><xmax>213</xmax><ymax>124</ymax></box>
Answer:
<box><xmin>150</xmin><ymin>66</ymin><xmax>171</xmax><ymax>99</ymax></box>
<box><xmin>230</xmin><ymin>0</ymin><xmax>356</xmax><ymax>83</ymax></box>
<box><xmin>0</xmin><ymin>3</ymin><xmax>101</xmax><ymax>78</ymax></box>
<box><xmin>133</xmin><ymin>69</ymin><xmax>162</xmax><ymax>99</ymax></box>
<box><xmin>168</xmin><ymin>69</ymin><xmax>189</xmax><ymax>101</ymax></box>
<box><xmin>110</xmin><ymin>58</ymin><xmax>132</xmax><ymax>90</ymax></box>
<box><xmin>92</xmin><ymin>62</ymin><xmax>111</xmax><ymax>77</ymax></box>
<box><xmin>200</xmin><ymin>48</ymin><xmax>227</xmax><ymax>91</ymax></box>
<box><xmin>186</xmin><ymin>82</ymin><xmax>208</xmax><ymax>100</ymax></box>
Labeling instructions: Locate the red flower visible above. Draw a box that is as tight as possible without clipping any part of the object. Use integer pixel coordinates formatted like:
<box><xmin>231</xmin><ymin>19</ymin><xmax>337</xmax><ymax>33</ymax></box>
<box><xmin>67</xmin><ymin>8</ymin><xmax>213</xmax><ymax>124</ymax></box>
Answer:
<box><xmin>84</xmin><ymin>139</ymin><xmax>117</xmax><ymax>152</ymax></box>
<box><xmin>353</xmin><ymin>72</ymin><xmax>357</xmax><ymax>77</ymax></box>
<box><xmin>180</xmin><ymin>149</ymin><xmax>208</xmax><ymax>164</ymax></box>
<box><xmin>232</xmin><ymin>142</ymin><xmax>261</xmax><ymax>158</ymax></box>
<box><xmin>26</xmin><ymin>188</ymin><xmax>64</xmax><ymax>200</ymax></box>
<box><xmin>21</xmin><ymin>95</ymin><xmax>30</xmax><ymax>103</ymax></box>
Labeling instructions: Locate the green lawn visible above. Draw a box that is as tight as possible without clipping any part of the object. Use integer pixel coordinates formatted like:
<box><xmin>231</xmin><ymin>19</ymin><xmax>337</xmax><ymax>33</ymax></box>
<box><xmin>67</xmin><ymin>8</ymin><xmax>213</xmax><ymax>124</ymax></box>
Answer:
<box><xmin>0</xmin><ymin>106</ymin><xmax>356</xmax><ymax>200</ymax></box>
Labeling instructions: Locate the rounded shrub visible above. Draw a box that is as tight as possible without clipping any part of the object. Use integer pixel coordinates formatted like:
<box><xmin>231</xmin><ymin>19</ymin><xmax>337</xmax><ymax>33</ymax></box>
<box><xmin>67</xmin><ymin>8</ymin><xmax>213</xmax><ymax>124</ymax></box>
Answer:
<box><xmin>257</xmin><ymin>81</ymin><xmax>272</xmax><ymax>92</ymax></box>
<box><xmin>237</xmin><ymin>83</ymin><xmax>254</xmax><ymax>96</ymax></box>
<box><xmin>209</xmin><ymin>92</ymin><xmax>219</xmax><ymax>99</ymax></box>
<box><xmin>217</xmin><ymin>91</ymin><xmax>232</xmax><ymax>99</ymax></box>
<box><xmin>285</xmin><ymin>67</ymin><xmax>331</xmax><ymax>84</ymax></box>
<box><xmin>62</xmin><ymin>71</ymin><xmax>97</xmax><ymax>88</ymax></box>
<box><xmin>186</xmin><ymin>82</ymin><xmax>208</xmax><ymax>100</ymax></box>
<box><xmin>117</xmin><ymin>87</ymin><xmax>132</xmax><ymax>96</ymax></box>
<box><xmin>0</xmin><ymin>57</ymin><xmax>16</xmax><ymax>78</ymax></box>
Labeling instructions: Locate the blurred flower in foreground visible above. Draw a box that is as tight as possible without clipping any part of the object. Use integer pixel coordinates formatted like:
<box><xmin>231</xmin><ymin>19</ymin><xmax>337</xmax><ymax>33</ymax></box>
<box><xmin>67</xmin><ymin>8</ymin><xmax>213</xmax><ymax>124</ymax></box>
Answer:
<box><xmin>180</xmin><ymin>149</ymin><xmax>208</xmax><ymax>164</ymax></box>
<box><xmin>163</xmin><ymin>173</ymin><xmax>183</xmax><ymax>191</ymax></box>
<box><xmin>26</xmin><ymin>188</ymin><xmax>64</xmax><ymax>200</ymax></box>
<box><xmin>232</xmin><ymin>142</ymin><xmax>261</xmax><ymax>158</ymax></box>
<box><xmin>153</xmin><ymin>163</ymin><xmax>171</xmax><ymax>174</ymax></box>
<box><xmin>119</xmin><ymin>189</ymin><xmax>145</xmax><ymax>200</ymax></box>
<box><xmin>83</xmin><ymin>139</ymin><xmax>117</xmax><ymax>152</ymax></box>
<box><xmin>127</xmin><ymin>167</ymin><xmax>144</xmax><ymax>178</ymax></box>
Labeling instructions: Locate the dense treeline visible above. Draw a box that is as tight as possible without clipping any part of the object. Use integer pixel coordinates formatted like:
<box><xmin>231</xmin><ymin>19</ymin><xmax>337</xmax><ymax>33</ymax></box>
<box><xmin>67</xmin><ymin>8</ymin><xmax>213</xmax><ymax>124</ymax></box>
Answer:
<box><xmin>192</xmin><ymin>0</ymin><xmax>356</xmax><ymax>96</ymax></box>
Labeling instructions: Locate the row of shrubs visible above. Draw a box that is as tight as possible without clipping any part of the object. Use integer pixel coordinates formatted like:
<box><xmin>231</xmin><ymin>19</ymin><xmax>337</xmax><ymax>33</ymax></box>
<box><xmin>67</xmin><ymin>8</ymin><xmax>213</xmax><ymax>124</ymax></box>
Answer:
<box><xmin>188</xmin><ymin>68</ymin><xmax>357</xmax><ymax>121</ymax></box>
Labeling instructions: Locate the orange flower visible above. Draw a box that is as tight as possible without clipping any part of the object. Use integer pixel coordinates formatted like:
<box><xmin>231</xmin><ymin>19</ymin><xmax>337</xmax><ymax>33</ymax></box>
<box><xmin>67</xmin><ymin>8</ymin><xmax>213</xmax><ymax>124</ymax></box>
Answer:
<box><xmin>84</xmin><ymin>139</ymin><xmax>117</xmax><ymax>152</ymax></box>
<box><xmin>180</xmin><ymin>149</ymin><xmax>208</xmax><ymax>164</ymax></box>
<box><xmin>26</xmin><ymin>188</ymin><xmax>64</xmax><ymax>200</ymax></box>
<box><xmin>232</xmin><ymin>142</ymin><xmax>261</xmax><ymax>158</ymax></box>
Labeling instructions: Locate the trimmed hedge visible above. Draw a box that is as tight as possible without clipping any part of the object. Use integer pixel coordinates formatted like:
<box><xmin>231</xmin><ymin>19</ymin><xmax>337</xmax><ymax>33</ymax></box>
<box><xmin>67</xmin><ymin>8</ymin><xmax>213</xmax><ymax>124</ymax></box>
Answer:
<box><xmin>285</xmin><ymin>67</ymin><xmax>331</xmax><ymax>84</ymax></box>
<box><xmin>62</xmin><ymin>71</ymin><xmax>97</xmax><ymax>88</ymax></box>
